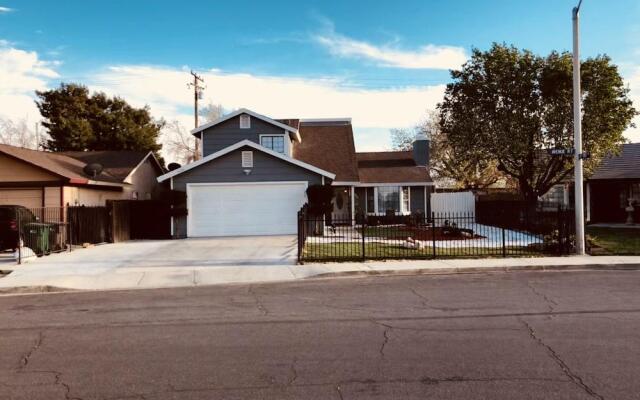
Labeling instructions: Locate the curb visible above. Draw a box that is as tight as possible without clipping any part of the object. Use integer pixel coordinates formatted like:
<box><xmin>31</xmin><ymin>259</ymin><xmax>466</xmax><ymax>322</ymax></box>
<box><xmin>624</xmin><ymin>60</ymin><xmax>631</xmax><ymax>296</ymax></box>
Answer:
<box><xmin>307</xmin><ymin>263</ymin><xmax>640</xmax><ymax>279</ymax></box>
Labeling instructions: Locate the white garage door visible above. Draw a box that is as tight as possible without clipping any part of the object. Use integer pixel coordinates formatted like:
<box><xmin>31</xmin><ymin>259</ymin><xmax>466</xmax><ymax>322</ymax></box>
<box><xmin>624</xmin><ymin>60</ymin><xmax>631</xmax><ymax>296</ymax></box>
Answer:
<box><xmin>187</xmin><ymin>182</ymin><xmax>307</xmax><ymax>237</ymax></box>
<box><xmin>0</xmin><ymin>189</ymin><xmax>42</xmax><ymax>208</ymax></box>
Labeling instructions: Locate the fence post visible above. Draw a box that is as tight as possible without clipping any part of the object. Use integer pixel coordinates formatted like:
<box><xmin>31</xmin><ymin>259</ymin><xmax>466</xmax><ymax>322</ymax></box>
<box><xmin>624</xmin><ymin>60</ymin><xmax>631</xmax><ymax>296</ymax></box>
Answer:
<box><xmin>502</xmin><ymin>226</ymin><xmax>506</xmax><ymax>258</ymax></box>
<box><xmin>361</xmin><ymin>217</ymin><xmax>366</xmax><ymax>262</ymax></box>
<box><xmin>17</xmin><ymin>210</ymin><xmax>22</xmax><ymax>265</ymax></box>
<box><xmin>431</xmin><ymin>211</ymin><xmax>436</xmax><ymax>259</ymax></box>
<box><xmin>297</xmin><ymin>210</ymin><xmax>303</xmax><ymax>264</ymax></box>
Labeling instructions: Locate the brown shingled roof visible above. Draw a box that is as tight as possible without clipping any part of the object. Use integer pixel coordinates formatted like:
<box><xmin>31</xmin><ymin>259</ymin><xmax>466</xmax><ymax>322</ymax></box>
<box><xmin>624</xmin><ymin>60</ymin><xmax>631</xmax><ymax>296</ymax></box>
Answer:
<box><xmin>0</xmin><ymin>144</ymin><xmax>156</xmax><ymax>185</ymax></box>
<box><xmin>292</xmin><ymin>121</ymin><xmax>360</xmax><ymax>182</ymax></box>
<box><xmin>590</xmin><ymin>143</ymin><xmax>640</xmax><ymax>180</ymax></box>
<box><xmin>356</xmin><ymin>151</ymin><xmax>431</xmax><ymax>184</ymax></box>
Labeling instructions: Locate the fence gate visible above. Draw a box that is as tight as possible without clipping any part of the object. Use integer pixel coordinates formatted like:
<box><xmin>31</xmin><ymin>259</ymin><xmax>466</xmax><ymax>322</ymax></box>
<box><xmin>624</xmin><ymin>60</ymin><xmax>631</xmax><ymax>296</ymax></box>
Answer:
<box><xmin>129</xmin><ymin>200</ymin><xmax>171</xmax><ymax>240</ymax></box>
<box><xmin>108</xmin><ymin>201</ymin><xmax>131</xmax><ymax>242</ymax></box>
<box><xmin>431</xmin><ymin>191</ymin><xmax>476</xmax><ymax>215</ymax></box>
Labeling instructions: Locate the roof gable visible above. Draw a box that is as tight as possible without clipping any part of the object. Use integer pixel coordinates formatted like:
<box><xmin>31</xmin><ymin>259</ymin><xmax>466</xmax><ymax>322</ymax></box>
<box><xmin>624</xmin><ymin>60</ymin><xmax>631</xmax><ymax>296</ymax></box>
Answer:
<box><xmin>191</xmin><ymin>109</ymin><xmax>301</xmax><ymax>141</ymax></box>
<box><xmin>158</xmin><ymin>139</ymin><xmax>336</xmax><ymax>182</ymax></box>
<box><xmin>0</xmin><ymin>144</ymin><xmax>157</xmax><ymax>186</ymax></box>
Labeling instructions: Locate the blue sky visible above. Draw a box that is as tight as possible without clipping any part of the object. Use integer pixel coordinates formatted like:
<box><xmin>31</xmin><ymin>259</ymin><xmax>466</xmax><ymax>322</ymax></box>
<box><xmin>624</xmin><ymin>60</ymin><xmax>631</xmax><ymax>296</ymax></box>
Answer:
<box><xmin>1</xmin><ymin>0</ymin><xmax>640</xmax><ymax>160</ymax></box>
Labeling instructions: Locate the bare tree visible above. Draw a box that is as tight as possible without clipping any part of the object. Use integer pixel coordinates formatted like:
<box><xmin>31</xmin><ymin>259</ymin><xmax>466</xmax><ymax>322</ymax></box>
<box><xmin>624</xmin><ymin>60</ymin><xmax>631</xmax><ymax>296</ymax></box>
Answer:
<box><xmin>390</xmin><ymin>128</ymin><xmax>415</xmax><ymax>151</ymax></box>
<box><xmin>0</xmin><ymin>117</ymin><xmax>41</xmax><ymax>149</ymax></box>
<box><xmin>162</xmin><ymin>120</ymin><xmax>197</xmax><ymax>165</ymax></box>
<box><xmin>199</xmin><ymin>103</ymin><xmax>226</xmax><ymax>124</ymax></box>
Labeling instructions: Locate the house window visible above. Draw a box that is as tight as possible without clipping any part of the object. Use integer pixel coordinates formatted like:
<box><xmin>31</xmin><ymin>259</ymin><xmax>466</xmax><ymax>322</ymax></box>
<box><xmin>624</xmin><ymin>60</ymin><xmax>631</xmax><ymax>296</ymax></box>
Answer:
<box><xmin>260</xmin><ymin>135</ymin><xmax>285</xmax><ymax>154</ymax></box>
<box><xmin>377</xmin><ymin>187</ymin><xmax>400</xmax><ymax>214</ymax></box>
<box><xmin>240</xmin><ymin>114</ymin><xmax>251</xmax><ymax>129</ymax></box>
<box><xmin>366</xmin><ymin>188</ymin><xmax>374</xmax><ymax>213</ymax></box>
<box><xmin>376</xmin><ymin>186</ymin><xmax>410</xmax><ymax>214</ymax></box>
<box><xmin>241</xmin><ymin>151</ymin><xmax>253</xmax><ymax>168</ymax></box>
<box><xmin>402</xmin><ymin>187</ymin><xmax>410</xmax><ymax>213</ymax></box>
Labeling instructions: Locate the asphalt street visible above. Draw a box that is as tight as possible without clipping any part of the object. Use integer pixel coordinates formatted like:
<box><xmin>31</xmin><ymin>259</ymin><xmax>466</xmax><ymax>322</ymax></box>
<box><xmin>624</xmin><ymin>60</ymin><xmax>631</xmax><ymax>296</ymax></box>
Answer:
<box><xmin>1</xmin><ymin>269</ymin><xmax>639</xmax><ymax>399</ymax></box>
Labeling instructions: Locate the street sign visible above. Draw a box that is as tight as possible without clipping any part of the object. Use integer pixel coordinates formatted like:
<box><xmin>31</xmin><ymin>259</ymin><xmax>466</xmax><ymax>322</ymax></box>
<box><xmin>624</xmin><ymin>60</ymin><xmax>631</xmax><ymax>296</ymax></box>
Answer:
<box><xmin>548</xmin><ymin>148</ymin><xmax>575</xmax><ymax>156</ymax></box>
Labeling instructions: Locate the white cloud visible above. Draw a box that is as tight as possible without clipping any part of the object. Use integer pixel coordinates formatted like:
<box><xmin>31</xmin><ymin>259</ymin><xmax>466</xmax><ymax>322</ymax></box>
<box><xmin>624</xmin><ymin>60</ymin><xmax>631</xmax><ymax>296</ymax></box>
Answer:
<box><xmin>0</xmin><ymin>43</ymin><xmax>59</xmax><ymax>121</ymax></box>
<box><xmin>0</xmin><ymin>6</ymin><xmax>13</xmax><ymax>13</ymax></box>
<box><xmin>87</xmin><ymin>65</ymin><xmax>446</xmax><ymax>158</ymax></box>
<box><xmin>314</xmin><ymin>30</ymin><xmax>467</xmax><ymax>70</ymax></box>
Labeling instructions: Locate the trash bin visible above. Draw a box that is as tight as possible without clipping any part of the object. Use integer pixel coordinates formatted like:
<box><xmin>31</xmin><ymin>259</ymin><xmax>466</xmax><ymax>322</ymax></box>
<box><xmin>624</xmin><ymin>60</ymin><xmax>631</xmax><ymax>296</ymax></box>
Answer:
<box><xmin>24</xmin><ymin>223</ymin><xmax>53</xmax><ymax>256</ymax></box>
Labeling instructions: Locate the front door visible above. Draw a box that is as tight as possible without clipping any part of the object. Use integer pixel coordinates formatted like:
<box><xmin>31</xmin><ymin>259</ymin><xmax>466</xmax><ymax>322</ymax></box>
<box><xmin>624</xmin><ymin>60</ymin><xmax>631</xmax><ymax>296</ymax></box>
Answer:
<box><xmin>331</xmin><ymin>187</ymin><xmax>351</xmax><ymax>224</ymax></box>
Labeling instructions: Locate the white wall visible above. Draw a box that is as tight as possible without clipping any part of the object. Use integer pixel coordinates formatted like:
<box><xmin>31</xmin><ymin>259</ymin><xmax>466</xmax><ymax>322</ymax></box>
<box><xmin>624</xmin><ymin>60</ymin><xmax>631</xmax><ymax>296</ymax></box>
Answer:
<box><xmin>431</xmin><ymin>191</ymin><xmax>475</xmax><ymax>216</ymax></box>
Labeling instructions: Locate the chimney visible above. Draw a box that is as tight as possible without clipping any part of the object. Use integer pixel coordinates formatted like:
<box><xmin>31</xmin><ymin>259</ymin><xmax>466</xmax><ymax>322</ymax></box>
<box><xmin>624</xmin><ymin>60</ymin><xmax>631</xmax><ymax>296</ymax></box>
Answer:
<box><xmin>412</xmin><ymin>133</ymin><xmax>430</xmax><ymax>166</ymax></box>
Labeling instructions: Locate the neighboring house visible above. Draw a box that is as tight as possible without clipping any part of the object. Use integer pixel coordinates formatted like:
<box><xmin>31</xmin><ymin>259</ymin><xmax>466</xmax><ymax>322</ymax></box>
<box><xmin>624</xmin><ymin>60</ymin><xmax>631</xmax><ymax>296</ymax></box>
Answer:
<box><xmin>587</xmin><ymin>143</ymin><xmax>640</xmax><ymax>223</ymax></box>
<box><xmin>0</xmin><ymin>144</ymin><xmax>165</xmax><ymax>208</ymax></box>
<box><xmin>158</xmin><ymin>108</ymin><xmax>433</xmax><ymax>238</ymax></box>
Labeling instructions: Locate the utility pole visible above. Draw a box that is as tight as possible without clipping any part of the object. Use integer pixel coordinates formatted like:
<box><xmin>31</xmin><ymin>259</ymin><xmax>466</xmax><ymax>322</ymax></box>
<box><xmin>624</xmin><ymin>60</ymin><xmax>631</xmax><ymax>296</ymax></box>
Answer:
<box><xmin>572</xmin><ymin>0</ymin><xmax>586</xmax><ymax>255</ymax></box>
<box><xmin>187</xmin><ymin>70</ymin><xmax>205</xmax><ymax>159</ymax></box>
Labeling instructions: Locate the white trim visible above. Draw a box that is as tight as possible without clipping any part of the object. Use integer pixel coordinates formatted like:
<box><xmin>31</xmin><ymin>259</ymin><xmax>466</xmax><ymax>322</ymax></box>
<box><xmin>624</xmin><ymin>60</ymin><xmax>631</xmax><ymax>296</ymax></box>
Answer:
<box><xmin>424</xmin><ymin>186</ymin><xmax>428</xmax><ymax>214</ymax></box>
<box><xmin>350</xmin><ymin>186</ymin><xmax>355</xmax><ymax>225</ymax></box>
<box><xmin>351</xmin><ymin>182</ymin><xmax>435</xmax><ymax>187</ymax></box>
<box><xmin>186</xmin><ymin>181</ymin><xmax>309</xmax><ymax>238</ymax></box>
<box><xmin>157</xmin><ymin>139</ymin><xmax>336</xmax><ymax>182</ymax></box>
<box><xmin>123</xmin><ymin>151</ymin><xmax>164</xmax><ymax>184</ymax></box>
<box><xmin>330</xmin><ymin>181</ymin><xmax>435</xmax><ymax>187</ymax></box>
<box><xmin>191</xmin><ymin>108</ymin><xmax>301</xmax><ymax>142</ymax></box>
<box><xmin>259</xmin><ymin>133</ymin><xmax>289</xmax><ymax>156</ymax></box>
<box><xmin>85</xmin><ymin>180</ymin><xmax>128</xmax><ymax>188</ymax></box>
<box><xmin>331</xmin><ymin>181</ymin><xmax>360</xmax><ymax>186</ymax></box>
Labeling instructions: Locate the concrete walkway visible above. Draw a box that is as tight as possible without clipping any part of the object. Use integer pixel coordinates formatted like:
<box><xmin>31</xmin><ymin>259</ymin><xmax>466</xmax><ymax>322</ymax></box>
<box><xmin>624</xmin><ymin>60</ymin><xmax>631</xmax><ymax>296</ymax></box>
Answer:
<box><xmin>0</xmin><ymin>242</ymin><xmax>638</xmax><ymax>292</ymax></box>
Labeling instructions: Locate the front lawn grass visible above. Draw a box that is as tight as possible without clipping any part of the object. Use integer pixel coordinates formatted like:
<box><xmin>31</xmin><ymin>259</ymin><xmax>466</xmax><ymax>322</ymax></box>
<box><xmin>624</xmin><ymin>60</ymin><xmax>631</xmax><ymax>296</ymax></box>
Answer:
<box><xmin>586</xmin><ymin>226</ymin><xmax>640</xmax><ymax>255</ymax></box>
<box><xmin>303</xmin><ymin>242</ymin><xmax>540</xmax><ymax>261</ymax></box>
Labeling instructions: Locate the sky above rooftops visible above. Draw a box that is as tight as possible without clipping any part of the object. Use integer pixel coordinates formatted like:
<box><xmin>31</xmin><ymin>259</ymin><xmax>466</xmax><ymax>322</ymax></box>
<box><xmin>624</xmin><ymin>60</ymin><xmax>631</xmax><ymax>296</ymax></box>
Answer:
<box><xmin>1</xmin><ymin>0</ymin><xmax>639</xmax><ymax>160</ymax></box>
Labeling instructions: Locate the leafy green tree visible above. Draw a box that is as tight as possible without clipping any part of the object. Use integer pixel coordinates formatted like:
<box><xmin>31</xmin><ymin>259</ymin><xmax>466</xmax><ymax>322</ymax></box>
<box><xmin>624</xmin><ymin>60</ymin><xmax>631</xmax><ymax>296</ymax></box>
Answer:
<box><xmin>439</xmin><ymin>44</ymin><xmax>636</xmax><ymax>205</ymax></box>
<box><xmin>36</xmin><ymin>83</ymin><xmax>164</xmax><ymax>155</ymax></box>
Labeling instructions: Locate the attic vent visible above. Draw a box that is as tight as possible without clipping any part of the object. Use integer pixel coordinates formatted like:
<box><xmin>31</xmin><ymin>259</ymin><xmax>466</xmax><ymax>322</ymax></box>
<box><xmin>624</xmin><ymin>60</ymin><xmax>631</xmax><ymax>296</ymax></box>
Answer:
<box><xmin>240</xmin><ymin>114</ymin><xmax>251</xmax><ymax>129</ymax></box>
<box><xmin>241</xmin><ymin>151</ymin><xmax>253</xmax><ymax>168</ymax></box>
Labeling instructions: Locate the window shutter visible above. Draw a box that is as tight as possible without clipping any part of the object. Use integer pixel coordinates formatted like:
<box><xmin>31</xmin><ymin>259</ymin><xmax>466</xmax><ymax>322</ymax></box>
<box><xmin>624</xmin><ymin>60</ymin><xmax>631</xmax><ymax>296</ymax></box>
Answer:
<box><xmin>241</xmin><ymin>151</ymin><xmax>253</xmax><ymax>168</ymax></box>
<box><xmin>240</xmin><ymin>114</ymin><xmax>251</xmax><ymax>129</ymax></box>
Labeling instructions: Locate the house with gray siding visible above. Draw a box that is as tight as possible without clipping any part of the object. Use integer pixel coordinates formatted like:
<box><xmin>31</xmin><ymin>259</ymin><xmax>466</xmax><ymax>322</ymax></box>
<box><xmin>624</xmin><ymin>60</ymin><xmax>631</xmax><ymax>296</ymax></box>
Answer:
<box><xmin>158</xmin><ymin>108</ymin><xmax>433</xmax><ymax>238</ymax></box>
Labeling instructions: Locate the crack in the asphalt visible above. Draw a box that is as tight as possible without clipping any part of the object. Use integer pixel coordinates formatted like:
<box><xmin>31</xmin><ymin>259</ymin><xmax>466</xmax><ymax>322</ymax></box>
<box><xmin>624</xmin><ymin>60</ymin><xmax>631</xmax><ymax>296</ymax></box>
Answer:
<box><xmin>103</xmin><ymin>375</ymin><xmax>567</xmax><ymax>398</ymax></box>
<box><xmin>520</xmin><ymin>318</ymin><xmax>604</xmax><ymax>400</ymax></box>
<box><xmin>287</xmin><ymin>358</ymin><xmax>298</xmax><ymax>386</ymax></box>
<box><xmin>335</xmin><ymin>385</ymin><xmax>344</xmax><ymax>400</ymax></box>
<box><xmin>19</xmin><ymin>331</ymin><xmax>43</xmax><ymax>371</ymax></box>
<box><xmin>21</xmin><ymin>370</ymin><xmax>82</xmax><ymax>400</ymax></box>
<box><xmin>4</xmin><ymin>307</ymin><xmax>640</xmax><ymax>333</ymax></box>
<box><xmin>247</xmin><ymin>285</ymin><xmax>269</xmax><ymax>316</ymax></box>
<box><xmin>379</xmin><ymin>327</ymin><xmax>390</xmax><ymax>358</ymax></box>
<box><xmin>526</xmin><ymin>280</ymin><xmax>558</xmax><ymax>315</ymax></box>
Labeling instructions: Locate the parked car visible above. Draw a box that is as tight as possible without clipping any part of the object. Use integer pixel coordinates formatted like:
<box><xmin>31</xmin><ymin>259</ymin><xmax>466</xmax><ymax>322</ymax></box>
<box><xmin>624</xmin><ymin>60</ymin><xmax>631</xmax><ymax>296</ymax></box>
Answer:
<box><xmin>0</xmin><ymin>205</ymin><xmax>39</xmax><ymax>251</ymax></box>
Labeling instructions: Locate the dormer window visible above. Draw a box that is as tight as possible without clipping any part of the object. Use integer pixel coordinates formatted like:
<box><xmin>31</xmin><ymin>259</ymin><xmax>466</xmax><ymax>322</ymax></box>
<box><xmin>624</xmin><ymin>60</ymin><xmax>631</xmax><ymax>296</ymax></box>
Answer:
<box><xmin>240</xmin><ymin>114</ymin><xmax>251</xmax><ymax>129</ymax></box>
<box><xmin>260</xmin><ymin>135</ymin><xmax>285</xmax><ymax>154</ymax></box>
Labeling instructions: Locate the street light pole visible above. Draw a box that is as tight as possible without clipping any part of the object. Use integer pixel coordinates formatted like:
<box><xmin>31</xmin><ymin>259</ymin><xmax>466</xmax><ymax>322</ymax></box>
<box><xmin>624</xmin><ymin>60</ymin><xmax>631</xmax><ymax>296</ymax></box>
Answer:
<box><xmin>573</xmin><ymin>0</ymin><xmax>586</xmax><ymax>255</ymax></box>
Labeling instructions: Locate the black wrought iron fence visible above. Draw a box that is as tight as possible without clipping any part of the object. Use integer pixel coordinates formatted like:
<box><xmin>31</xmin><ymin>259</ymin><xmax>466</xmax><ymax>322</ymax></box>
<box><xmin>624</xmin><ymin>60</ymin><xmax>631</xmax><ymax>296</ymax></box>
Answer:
<box><xmin>298</xmin><ymin>206</ymin><xmax>575</xmax><ymax>263</ymax></box>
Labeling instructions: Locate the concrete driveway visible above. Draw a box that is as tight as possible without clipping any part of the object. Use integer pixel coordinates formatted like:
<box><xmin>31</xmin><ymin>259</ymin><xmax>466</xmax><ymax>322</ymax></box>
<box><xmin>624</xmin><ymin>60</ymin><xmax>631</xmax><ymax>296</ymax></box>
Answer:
<box><xmin>20</xmin><ymin>235</ymin><xmax>298</xmax><ymax>270</ymax></box>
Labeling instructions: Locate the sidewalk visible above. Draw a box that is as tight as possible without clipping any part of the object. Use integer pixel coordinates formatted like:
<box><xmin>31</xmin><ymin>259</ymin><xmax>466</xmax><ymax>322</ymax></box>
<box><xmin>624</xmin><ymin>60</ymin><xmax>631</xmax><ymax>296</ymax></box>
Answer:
<box><xmin>1</xmin><ymin>254</ymin><xmax>639</xmax><ymax>293</ymax></box>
